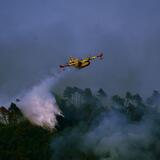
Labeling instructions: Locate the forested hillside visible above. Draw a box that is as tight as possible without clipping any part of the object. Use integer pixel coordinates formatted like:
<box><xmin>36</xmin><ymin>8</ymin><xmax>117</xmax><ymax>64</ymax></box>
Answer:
<box><xmin>1</xmin><ymin>87</ymin><xmax>160</xmax><ymax>160</ymax></box>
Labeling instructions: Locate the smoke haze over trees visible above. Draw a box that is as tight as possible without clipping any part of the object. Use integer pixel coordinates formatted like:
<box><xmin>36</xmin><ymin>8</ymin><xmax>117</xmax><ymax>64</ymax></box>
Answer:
<box><xmin>1</xmin><ymin>87</ymin><xmax>160</xmax><ymax>160</ymax></box>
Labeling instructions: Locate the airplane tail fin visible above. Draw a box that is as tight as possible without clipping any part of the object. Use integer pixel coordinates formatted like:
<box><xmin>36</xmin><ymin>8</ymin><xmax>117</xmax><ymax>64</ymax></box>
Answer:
<box><xmin>97</xmin><ymin>52</ymin><xmax>104</xmax><ymax>60</ymax></box>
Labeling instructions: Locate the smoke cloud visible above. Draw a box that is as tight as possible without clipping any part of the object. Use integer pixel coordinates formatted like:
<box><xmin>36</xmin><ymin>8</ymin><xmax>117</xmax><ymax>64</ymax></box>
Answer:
<box><xmin>51</xmin><ymin>92</ymin><xmax>160</xmax><ymax>160</ymax></box>
<box><xmin>82</xmin><ymin>112</ymin><xmax>157</xmax><ymax>160</ymax></box>
<box><xmin>19</xmin><ymin>72</ymin><xmax>65</xmax><ymax>129</ymax></box>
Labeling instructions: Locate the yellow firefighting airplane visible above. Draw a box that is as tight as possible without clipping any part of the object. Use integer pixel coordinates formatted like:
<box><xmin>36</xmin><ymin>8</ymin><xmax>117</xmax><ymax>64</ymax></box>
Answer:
<box><xmin>59</xmin><ymin>52</ymin><xmax>103</xmax><ymax>70</ymax></box>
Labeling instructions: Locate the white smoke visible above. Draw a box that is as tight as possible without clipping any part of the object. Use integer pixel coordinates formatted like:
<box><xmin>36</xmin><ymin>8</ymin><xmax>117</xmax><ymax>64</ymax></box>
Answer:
<box><xmin>19</xmin><ymin>73</ymin><xmax>64</xmax><ymax>129</ymax></box>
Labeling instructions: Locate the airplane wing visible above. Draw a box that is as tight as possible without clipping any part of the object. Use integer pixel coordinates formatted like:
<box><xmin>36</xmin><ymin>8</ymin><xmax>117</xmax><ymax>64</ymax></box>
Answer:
<box><xmin>59</xmin><ymin>64</ymin><xmax>70</xmax><ymax>69</ymax></box>
<box><xmin>88</xmin><ymin>52</ymin><xmax>103</xmax><ymax>60</ymax></box>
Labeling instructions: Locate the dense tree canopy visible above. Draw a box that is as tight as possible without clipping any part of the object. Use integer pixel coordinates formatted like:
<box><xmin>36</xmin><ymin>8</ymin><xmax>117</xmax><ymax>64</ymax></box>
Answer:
<box><xmin>0</xmin><ymin>88</ymin><xmax>160</xmax><ymax>160</ymax></box>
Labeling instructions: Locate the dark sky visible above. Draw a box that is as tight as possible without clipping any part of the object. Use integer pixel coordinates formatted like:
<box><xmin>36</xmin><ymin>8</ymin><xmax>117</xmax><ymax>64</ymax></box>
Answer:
<box><xmin>0</xmin><ymin>0</ymin><xmax>160</xmax><ymax>101</ymax></box>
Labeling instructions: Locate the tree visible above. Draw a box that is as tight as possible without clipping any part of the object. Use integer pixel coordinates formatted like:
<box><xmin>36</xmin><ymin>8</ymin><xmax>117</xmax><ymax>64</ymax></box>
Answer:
<box><xmin>63</xmin><ymin>86</ymin><xmax>74</xmax><ymax>98</ymax></box>
<box><xmin>0</xmin><ymin>106</ymin><xmax>9</xmax><ymax>124</ymax></box>
<box><xmin>83</xmin><ymin>88</ymin><xmax>92</xmax><ymax>97</ymax></box>
<box><xmin>97</xmin><ymin>88</ymin><xmax>107</xmax><ymax>98</ymax></box>
<box><xmin>133</xmin><ymin>94</ymin><xmax>143</xmax><ymax>104</ymax></box>
<box><xmin>112</xmin><ymin>95</ymin><xmax>125</xmax><ymax>106</ymax></box>
<box><xmin>8</xmin><ymin>103</ymin><xmax>23</xmax><ymax>125</ymax></box>
<box><xmin>126</xmin><ymin>92</ymin><xmax>132</xmax><ymax>100</ymax></box>
<box><xmin>147</xmin><ymin>90</ymin><xmax>160</xmax><ymax>106</ymax></box>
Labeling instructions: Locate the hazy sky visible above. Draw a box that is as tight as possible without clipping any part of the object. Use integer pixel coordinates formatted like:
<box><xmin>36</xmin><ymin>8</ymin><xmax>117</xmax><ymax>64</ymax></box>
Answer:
<box><xmin>0</xmin><ymin>0</ymin><xmax>160</xmax><ymax>100</ymax></box>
